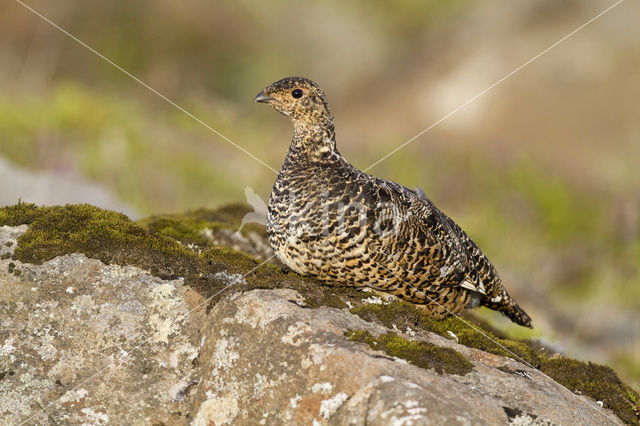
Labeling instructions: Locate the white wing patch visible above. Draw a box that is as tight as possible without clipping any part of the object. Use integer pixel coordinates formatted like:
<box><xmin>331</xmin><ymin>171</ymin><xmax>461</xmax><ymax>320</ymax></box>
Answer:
<box><xmin>460</xmin><ymin>279</ymin><xmax>487</xmax><ymax>295</ymax></box>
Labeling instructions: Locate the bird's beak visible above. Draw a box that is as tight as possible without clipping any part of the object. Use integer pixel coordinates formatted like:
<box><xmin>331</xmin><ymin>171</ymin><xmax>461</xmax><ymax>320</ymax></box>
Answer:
<box><xmin>254</xmin><ymin>92</ymin><xmax>276</xmax><ymax>103</ymax></box>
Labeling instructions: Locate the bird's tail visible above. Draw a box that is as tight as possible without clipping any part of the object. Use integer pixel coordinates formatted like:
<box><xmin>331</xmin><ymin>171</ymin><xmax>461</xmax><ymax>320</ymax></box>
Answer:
<box><xmin>499</xmin><ymin>300</ymin><xmax>533</xmax><ymax>328</ymax></box>
<box><xmin>481</xmin><ymin>287</ymin><xmax>533</xmax><ymax>328</ymax></box>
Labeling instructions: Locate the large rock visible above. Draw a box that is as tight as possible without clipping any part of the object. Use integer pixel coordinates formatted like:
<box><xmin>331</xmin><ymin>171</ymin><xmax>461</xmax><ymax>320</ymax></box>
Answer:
<box><xmin>0</xmin><ymin>205</ymin><xmax>638</xmax><ymax>425</ymax></box>
<box><xmin>1</xmin><ymin>238</ymin><xmax>203</xmax><ymax>424</ymax></box>
<box><xmin>192</xmin><ymin>288</ymin><xmax>617</xmax><ymax>425</ymax></box>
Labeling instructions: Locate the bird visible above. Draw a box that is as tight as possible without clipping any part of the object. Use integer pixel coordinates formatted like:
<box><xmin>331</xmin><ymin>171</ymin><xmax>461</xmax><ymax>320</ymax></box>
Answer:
<box><xmin>255</xmin><ymin>76</ymin><xmax>532</xmax><ymax>328</ymax></box>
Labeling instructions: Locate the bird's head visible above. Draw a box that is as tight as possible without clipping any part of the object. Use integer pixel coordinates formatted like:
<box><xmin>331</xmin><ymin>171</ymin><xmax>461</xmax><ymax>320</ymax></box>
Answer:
<box><xmin>254</xmin><ymin>77</ymin><xmax>333</xmax><ymax>128</ymax></box>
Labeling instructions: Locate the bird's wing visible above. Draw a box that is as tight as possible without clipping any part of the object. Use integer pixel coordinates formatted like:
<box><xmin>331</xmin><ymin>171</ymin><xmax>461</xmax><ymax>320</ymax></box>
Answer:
<box><xmin>385</xmin><ymin>179</ymin><xmax>488</xmax><ymax>294</ymax></box>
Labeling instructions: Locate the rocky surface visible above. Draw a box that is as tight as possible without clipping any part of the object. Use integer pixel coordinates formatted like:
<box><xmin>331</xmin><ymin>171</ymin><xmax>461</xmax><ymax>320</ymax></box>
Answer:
<box><xmin>0</xmin><ymin>245</ymin><xmax>203</xmax><ymax>424</ymax></box>
<box><xmin>0</xmin><ymin>156</ymin><xmax>138</xmax><ymax>218</ymax></box>
<box><xmin>0</xmin><ymin>204</ymin><xmax>638</xmax><ymax>425</ymax></box>
<box><xmin>192</xmin><ymin>288</ymin><xmax>618</xmax><ymax>425</ymax></box>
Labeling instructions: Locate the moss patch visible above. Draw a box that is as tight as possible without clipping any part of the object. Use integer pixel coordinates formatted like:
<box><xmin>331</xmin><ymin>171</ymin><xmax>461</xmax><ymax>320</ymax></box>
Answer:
<box><xmin>539</xmin><ymin>357</ymin><xmax>640</xmax><ymax>425</ymax></box>
<box><xmin>139</xmin><ymin>203</ymin><xmax>260</xmax><ymax>247</ymax></box>
<box><xmin>351</xmin><ymin>300</ymin><xmax>538</xmax><ymax>365</ymax></box>
<box><xmin>142</xmin><ymin>216</ymin><xmax>211</xmax><ymax>247</ymax></box>
<box><xmin>1</xmin><ymin>203</ymin><xmax>197</xmax><ymax>279</ymax></box>
<box><xmin>345</xmin><ymin>329</ymin><xmax>473</xmax><ymax>376</ymax></box>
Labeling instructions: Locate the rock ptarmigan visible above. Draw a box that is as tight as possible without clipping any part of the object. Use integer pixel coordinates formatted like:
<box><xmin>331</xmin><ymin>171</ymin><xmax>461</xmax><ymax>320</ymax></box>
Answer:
<box><xmin>255</xmin><ymin>77</ymin><xmax>532</xmax><ymax>328</ymax></box>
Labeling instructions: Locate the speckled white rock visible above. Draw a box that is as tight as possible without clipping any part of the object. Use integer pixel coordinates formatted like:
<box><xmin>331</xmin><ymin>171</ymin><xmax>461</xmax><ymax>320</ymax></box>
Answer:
<box><xmin>0</xmin><ymin>224</ymin><xmax>27</xmax><ymax>257</ymax></box>
<box><xmin>0</xmin><ymin>226</ymin><xmax>204</xmax><ymax>424</ymax></box>
<box><xmin>191</xmin><ymin>289</ymin><xmax>621</xmax><ymax>425</ymax></box>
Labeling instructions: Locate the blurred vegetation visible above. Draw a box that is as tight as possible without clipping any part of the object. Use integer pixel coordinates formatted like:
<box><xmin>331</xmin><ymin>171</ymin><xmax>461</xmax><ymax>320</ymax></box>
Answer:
<box><xmin>0</xmin><ymin>0</ymin><xmax>638</xmax><ymax>387</ymax></box>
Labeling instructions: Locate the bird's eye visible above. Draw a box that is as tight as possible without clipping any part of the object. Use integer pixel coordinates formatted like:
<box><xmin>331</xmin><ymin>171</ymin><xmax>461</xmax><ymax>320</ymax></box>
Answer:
<box><xmin>291</xmin><ymin>89</ymin><xmax>303</xmax><ymax>99</ymax></box>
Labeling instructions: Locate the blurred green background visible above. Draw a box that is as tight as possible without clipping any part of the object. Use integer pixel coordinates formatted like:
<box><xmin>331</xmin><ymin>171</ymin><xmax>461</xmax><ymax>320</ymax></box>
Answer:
<box><xmin>1</xmin><ymin>0</ymin><xmax>638</xmax><ymax>386</ymax></box>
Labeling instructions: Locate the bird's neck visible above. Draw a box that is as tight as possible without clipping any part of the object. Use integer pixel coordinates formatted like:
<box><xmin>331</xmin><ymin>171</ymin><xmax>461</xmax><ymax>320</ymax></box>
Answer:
<box><xmin>288</xmin><ymin>120</ymin><xmax>339</xmax><ymax>162</ymax></box>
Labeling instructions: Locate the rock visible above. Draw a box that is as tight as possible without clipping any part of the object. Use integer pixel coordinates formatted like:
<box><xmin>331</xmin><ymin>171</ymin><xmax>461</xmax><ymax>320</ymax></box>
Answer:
<box><xmin>0</xmin><ymin>224</ymin><xmax>27</xmax><ymax>258</ymax></box>
<box><xmin>0</xmin><ymin>155</ymin><xmax>138</xmax><ymax>218</ymax></box>
<box><xmin>191</xmin><ymin>288</ymin><xmax>616</xmax><ymax>425</ymax></box>
<box><xmin>0</xmin><ymin>205</ymin><xmax>638</xmax><ymax>425</ymax></box>
<box><xmin>0</xmin><ymin>239</ymin><xmax>203</xmax><ymax>424</ymax></box>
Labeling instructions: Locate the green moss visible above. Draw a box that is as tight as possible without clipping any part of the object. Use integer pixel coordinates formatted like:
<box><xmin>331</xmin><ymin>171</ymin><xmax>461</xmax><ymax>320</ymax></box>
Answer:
<box><xmin>350</xmin><ymin>298</ymin><xmax>423</xmax><ymax>328</ymax></box>
<box><xmin>2</xmin><ymin>204</ymin><xmax>196</xmax><ymax>279</ymax></box>
<box><xmin>296</xmin><ymin>276</ymin><xmax>360</xmax><ymax>309</ymax></box>
<box><xmin>345</xmin><ymin>329</ymin><xmax>473</xmax><ymax>376</ymax></box>
<box><xmin>540</xmin><ymin>357</ymin><xmax>640</xmax><ymax>425</ymax></box>
<box><xmin>139</xmin><ymin>204</ymin><xmax>255</xmax><ymax>246</ymax></box>
<box><xmin>302</xmin><ymin>292</ymin><xmax>349</xmax><ymax>309</ymax></box>
<box><xmin>350</xmin><ymin>300</ymin><xmax>539</xmax><ymax>366</ymax></box>
<box><xmin>0</xmin><ymin>203</ymin><xmax>44</xmax><ymax>226</ymax></box>
<box><xmin>194</xmin><ymin>203</ymin><xmax>252</xmax><ymax>225</ymax></box>
<box><xmin>138</xmin><ymin>205</ymin><xmax>272</xmax><ymax>252</ymax></box>
<box><xmin>142</xmin><ymin>216</ymin><xmax>210</xmax><ymax>247</ymax></box>
<box><xmin>421</xmin><ymin>317</ymin><xmax>539</xmax><ymax>367</ymax></box>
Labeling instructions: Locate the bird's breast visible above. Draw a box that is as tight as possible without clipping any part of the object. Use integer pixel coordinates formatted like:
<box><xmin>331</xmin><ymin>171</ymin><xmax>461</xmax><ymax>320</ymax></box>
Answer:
<box><xmin>267</xmin><ymin>171</ymin><xmax>379</xmax><ymax>276</ymax></box>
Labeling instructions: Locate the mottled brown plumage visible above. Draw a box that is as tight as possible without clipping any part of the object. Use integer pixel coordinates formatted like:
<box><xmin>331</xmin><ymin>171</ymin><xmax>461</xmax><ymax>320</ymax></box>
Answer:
<box><xmin>255</xmin><ymin>77</ymin><xmax>532</xmax><ymax>328</ymax></box>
